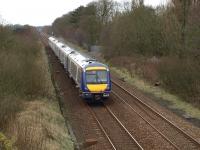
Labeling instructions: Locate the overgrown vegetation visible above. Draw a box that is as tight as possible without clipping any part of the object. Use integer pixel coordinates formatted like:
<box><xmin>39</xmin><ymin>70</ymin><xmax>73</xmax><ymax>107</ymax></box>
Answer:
<box><xmin>50</xmin><ymin>0</ymin><xmax>200</xmax><ymax>107</ymax></box>
<box><xmin>0</xmin><ymin>132</ymin><xmax>13</xmax><ymax>150</ymax></box>
<box><xmin>0</xmin><ymin>26</ymin><xmax>50</xmax><ymax>99</ymax></box>
<box><xmin>111</xmin><ymin>66</ymin><xmax>200</xmax><ymax>119</ymax></box>
<box><xmin>0</xmin><ymin>25</ymin><xmax>73</xmax><ymax>149</ymax></box>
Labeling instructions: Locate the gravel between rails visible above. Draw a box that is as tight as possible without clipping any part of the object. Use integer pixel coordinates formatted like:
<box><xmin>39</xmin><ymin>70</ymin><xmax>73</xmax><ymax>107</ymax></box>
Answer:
<box><xmin>43</xmin><ymin>36</ymin><xmax>200</xmax><ymax>150</ymax></box>
<box><xmin>111</xmin><ymin>73</ymin><xmax>200</xmax><ymax>138</ymax></box>
<box><xmin>105</xmin><ymin>96</ymin><xmax>177</xmax><ymax>150</ymax></box>
<box><xmin>111</xmin><ymin>75</ymin><xmax>200</xmax><ymax>150</ymax></box>
<box><xmin>45</xmin><ymin>45</ymin><xmax>172</xmax><ymax>150</ymax></box>
<box><xmin>89</xmin><ymin>103</ymin><xmax>142</xmax><ymax>150</ymax></box>
<box><xmin>46</xmin><ymin>47</ymin><xmax>113</xmax><ymax>150</ymax></box>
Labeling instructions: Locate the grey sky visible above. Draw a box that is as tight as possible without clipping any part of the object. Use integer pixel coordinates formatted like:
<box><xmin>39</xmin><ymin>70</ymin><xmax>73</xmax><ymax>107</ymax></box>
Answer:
<box><xmin>0</xmin><ymin>0</ymin><xmax>168</xmax><ymax>26</ymax></box>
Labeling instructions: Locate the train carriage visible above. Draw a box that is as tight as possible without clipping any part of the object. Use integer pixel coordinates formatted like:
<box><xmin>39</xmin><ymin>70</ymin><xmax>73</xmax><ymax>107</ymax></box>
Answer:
<box><xmin>63</xmin><ymin>47</ymin><xmax>74</xmax><ymax>70</ymax></box>
<box><xmin>48</xmin><ymin>37</ymin><xmax>60</xmax><ymax>57</ymax></box>
<box><xmin>81</xmin><ymin>62</ymin><xmax>111</xmax><ymax>100</ymax></box>
<box><xmin>48</xmin><ymin>36</ymin><xmax>111</xmax><ymax>101</ymax></box>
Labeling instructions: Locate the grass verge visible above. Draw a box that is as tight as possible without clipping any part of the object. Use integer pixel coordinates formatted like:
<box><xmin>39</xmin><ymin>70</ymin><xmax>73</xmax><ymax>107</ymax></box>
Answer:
<box><xmin>0</xmin><ymin>26</ymin><xmax>73</xmax><ymax>149</ymax></box>
<box><xmin>57</xmin><ymin>39</ymin><xmax>200</xmax><ymax>122</ymax></box>
<box><xmin>10</xmin><ymin>99</ymin><xmax>73</xmax><ymax>150</ymax></box>
<box><xmin>111</xmin><ymin>67</ymin><xmax>200</xmax><ymax>120</ymax></box>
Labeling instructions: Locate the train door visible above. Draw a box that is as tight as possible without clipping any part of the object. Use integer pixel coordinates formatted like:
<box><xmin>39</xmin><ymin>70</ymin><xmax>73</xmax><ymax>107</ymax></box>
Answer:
<box><xmin>77</xmin><ymin>68</ymin><xmax>82</xmax><ymax>87</ymax></box>
<box><xmin>68</xmin><ymin>57</ymin><xmax>71</xmax><ymax>73</ymax></box>
<box><xmin>64</xmin><ymin>56</ymin><xmax>67</xmax><ymax>70</ymax></box>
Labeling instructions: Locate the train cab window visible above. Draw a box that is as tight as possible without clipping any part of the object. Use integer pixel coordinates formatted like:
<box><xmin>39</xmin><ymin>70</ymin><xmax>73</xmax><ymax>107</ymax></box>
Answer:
<box><xmin>86</xmin><ymin>70</ymin><xmax>107</xmax><ymax>84</ymax></box>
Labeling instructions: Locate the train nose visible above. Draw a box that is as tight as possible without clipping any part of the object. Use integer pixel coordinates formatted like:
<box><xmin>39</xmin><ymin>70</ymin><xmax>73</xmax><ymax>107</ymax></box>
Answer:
<box><xmin>86</xmin><ymin>84</ymin><xmax>107</xmax><ymax>93</ymax></box>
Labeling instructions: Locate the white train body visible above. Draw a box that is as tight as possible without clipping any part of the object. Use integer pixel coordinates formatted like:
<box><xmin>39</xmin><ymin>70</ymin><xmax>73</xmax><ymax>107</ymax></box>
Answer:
<box><xmin>48</xmin><ymin>37</ymin><xmax>111</xmax><ymax>101</ymax></box>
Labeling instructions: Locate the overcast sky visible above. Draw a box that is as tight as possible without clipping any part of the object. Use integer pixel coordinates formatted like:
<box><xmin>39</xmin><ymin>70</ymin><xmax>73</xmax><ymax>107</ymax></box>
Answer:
<box><xmin>0</xmin><ymin>0</ymin><xmax>167</xmax><ymax>26</ymax></box>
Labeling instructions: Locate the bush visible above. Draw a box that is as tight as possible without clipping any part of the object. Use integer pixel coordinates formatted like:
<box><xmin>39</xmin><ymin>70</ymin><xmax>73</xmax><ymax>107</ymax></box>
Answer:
<box><xmin>159</xmin><ymin>58</ymin><xmax>200</xmax><ymax>105</ymax></box>
<box><xmin>0</xmin><ymin>97</ymin><xmax>23</xmax><ymax>129</ymax></box>
<box><xmin>0</xmin><ymin>25</ymin><xmax>72</xmax><ymax>150</ymax></box>
<box><xmin>0</xmin><ymin>26</ymin><xmax>49</xmax><ymax>98</ymax></box>
<box><xmin>0</xmin><ymin>25</ymin><xmax>52</xmax><ymax>130</ymax></box>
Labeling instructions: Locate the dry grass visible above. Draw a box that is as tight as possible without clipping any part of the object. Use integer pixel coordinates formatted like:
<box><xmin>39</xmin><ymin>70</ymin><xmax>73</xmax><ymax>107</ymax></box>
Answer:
<box><xmin>34</xmin><ymin>45</ymin><xmax>56</xmax><ymax>99</ymax></box>
<box><xmin>106</xmin><ymin>54</ymin><xmax>200</xmax><ymax>119</ymax></box>
<box><xmin>109</xmin><ymin>55</ymin><xmax>159</xmax><ymax>83</ymax></box>
<box><xmin>8</xmin><ymin>100</ymin><xmax>73</xmax><ymax>150</ymax></box>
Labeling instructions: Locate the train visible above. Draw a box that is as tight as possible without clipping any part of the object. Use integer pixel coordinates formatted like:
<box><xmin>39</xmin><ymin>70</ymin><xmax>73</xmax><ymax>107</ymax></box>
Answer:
<box><xmin>48</xmin><ymin>37</ymin><xmax>111</xmax><ymax>101</ymax></box>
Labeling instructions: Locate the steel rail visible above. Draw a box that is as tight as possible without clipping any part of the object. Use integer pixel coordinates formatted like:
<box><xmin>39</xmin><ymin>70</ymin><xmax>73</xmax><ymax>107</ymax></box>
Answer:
<box><xmin>112</xmin><ymin>80</ymin><xmax>200</xmax><ymax>147</ymax></box>
<box><xmin>88</xmin><ymin>104</ymin><xmax>144</xmax><ymax>150</ymax></box>
<box><xmin>87</xmin><ymin>105</ymin><xmax>117</xmax><ymax>150</ymax></box>
<box><xmin>112</xmin><ymin>90</ymin><xmax>180</xmax><ymax>150</ymax></box>
<box><xmin>104</xmin><ymin>104</ymin><xmax>144</xmax><ymax>150</ymax></box>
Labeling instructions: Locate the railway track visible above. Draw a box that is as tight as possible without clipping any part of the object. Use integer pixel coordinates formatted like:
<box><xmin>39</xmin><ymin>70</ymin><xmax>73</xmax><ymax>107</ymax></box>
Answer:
<box><xmin>111</xmin><ymin>79</ymin><xmax>200</xmax><ymax>150</ymax></box>
<box><xmin>45</xmin><ymin>41</ymin><xmax>115</xmax><ymax>150</ymax></box>
<box><xmin>41</xmin><ymin>33</ymin><xmax>200</xmax><ymax>149</ymax></box>
<box><xmin>41</xmin><ymin>33</ymin><xmax>144</xmax><ymax>149</ymax></box>
<box><xmin>87</xmin><ymin>103</ymin><xmax>143</xmax><ymax>150</ymax></box>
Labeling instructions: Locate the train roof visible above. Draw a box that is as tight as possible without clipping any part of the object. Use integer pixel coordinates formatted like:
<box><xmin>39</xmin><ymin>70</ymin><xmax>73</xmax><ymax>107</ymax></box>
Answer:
<box><xmin>62</xmin><ymin>46</ymin><xmax>74</xmax><ymax>55</ymax></box>
<box><xmin>85</xmin><ymin>62</ymin><xmax>108</xmax><ymax>68</ymax></box>
<box><xmin>49</xmin><ymin>36</ymin><xmax>109</xmax><ymax>70</ymax></box>
<box><xmin>68</xmin><ymin>51</ymin><xmax>92</xmax><ymax>68</ymax></box>
<box><xmin>69</xmin><ymin>51</ymin><xmax>108</xmax><ymax>70</ymax></box>
<box><xmin>49</xmin><ymin>37</ymin><xmax>58</xmax><ymax>43</ymax></box>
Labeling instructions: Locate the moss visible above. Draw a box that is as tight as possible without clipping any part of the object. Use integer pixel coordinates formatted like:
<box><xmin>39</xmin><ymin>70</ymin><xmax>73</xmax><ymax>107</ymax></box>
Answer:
<box><xmin>0</xmin><ymin>132</ymin><xmax>13</xmax><ymax>150</ymax></box>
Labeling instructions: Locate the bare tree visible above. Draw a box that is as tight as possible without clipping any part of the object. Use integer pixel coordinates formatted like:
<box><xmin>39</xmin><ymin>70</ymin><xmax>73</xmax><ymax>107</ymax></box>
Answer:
<box><xmin>96</xmin><ymin>0</ymin><xmax>117</xmax><ymax>25</ymax></box>
<box><xmin>131</xmin><ymin>0</ymin><xmax>144</xmax><ymax>10</ymax></box>
<box><xmin>171</xmin><ymin>0</ymin><xmax>191</xmax><ymax>50</ymax></box>
<box><xmin>121</xmin><ymin>1</ymin><xmax>132</xmax><ymax>13</ymax></box>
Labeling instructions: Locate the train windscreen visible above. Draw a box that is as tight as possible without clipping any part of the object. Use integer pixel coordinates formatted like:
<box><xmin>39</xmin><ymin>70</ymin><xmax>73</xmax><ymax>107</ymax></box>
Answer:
<box><xmin>86</xmin><ymin>70</ymin><xmax>108</xmax><ymax>84</ymax></box>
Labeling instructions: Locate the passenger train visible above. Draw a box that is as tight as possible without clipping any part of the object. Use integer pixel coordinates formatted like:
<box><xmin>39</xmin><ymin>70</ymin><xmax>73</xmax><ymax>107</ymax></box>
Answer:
<box><xmin>48</xmin><ymin>37</ymin><xmax>111</xmax><ymax>101</ymax></box>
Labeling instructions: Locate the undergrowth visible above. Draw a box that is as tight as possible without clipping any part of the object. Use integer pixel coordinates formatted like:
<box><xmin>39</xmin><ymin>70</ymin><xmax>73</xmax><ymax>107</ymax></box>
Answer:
<box><xmin>111</xmin><ymin>67</ymin><xmax>200</xmax><ymax>119</ymax></box>
<box><xmin>0</xmin><ymin>25</ymin><xmax>73</xmax><ymax>149</ymax></box>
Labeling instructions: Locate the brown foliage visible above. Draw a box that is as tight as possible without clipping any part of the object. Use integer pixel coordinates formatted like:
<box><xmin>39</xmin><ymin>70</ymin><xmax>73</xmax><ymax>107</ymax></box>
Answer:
<box><xmin>51</xmin><ymin>0</ymin><xmax>200</xmax><ymax>106</ymax></box>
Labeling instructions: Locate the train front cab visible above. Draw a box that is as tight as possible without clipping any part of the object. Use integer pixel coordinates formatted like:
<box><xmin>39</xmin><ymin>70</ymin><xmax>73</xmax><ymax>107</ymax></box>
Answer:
<box><xmin>81</xmin><ymin>66</ymin><xmax>111</xmax><ymax>101</ymax></box>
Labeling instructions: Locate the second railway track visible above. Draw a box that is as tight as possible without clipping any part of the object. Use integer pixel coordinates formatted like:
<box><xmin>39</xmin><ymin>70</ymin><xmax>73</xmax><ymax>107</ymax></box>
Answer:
<box><xmin>88</xmin><ymin>103</ymin><xmax>143</xmax><ymax>150</ymax></box>
<box><xmin>41</xmin><ymin>33</ymin><xmax>200</xmax><ymax>150</ymax></box>
<box><xmin>111</xmin><ymin>79</ymin><xmax>200</xmax><ymax>150</ymax></box>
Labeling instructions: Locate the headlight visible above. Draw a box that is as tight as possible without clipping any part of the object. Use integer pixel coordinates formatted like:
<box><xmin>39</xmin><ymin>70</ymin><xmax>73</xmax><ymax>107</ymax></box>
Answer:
<box><xmin>106</xmin><ymin>85</ymin><xmax>110</xmax><ymax>91</ymax></box>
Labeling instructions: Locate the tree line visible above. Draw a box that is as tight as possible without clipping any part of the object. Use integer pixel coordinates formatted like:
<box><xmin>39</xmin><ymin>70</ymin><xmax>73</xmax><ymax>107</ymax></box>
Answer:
<box><xmin>51</xmin><ymin>0</ymin><xmax>199</xmax><ymax>56</ymax></box>
<box><xmin>50</xmin><ymin>0</ymin><xmax>200</xmax><ymax>106</ymax></box>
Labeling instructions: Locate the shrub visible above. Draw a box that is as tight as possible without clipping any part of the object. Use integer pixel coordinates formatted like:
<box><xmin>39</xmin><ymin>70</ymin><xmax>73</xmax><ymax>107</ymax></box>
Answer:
<box><xmin>158</xmin><ymin>58</ymin><xmax>200</xmax><ymax>105</ymax></box>
<box><xmin>0</xmin><ymin>26</ymin><xmax>50</xmax><ymax>98</ymax></box>
<box><xmin>0</xmin><ymin>97</ymin><xmax>23</xmax><ymax>129</ymax></box>
<box><xmin>0</xmin><ymin>25</ymin><xmax>53</xmax><ymax>129</ymax></box>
